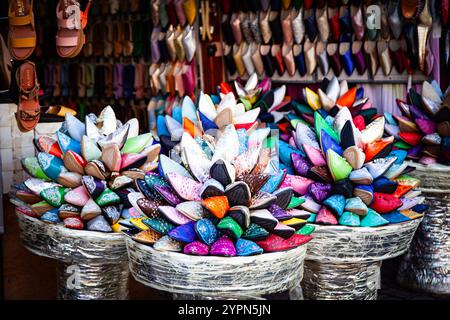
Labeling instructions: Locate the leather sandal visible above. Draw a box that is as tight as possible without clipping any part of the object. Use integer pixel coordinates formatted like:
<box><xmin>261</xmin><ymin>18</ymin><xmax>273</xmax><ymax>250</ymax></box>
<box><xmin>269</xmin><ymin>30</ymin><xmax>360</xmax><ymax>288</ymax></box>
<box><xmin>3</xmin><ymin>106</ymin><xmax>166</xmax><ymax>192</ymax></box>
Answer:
<box><xmin>55</xmin><ymin>0</ymin><xmax>90</xmax><ymax>58</ymax></box>
<box><xmin>8</xmin><ymin>0</ymin><xmax>36</xmax><ymax>60</ymax></box>
<box><xmin>15</xmin><ymin>60</ymin><xmax>40</xmax><ymax>132</ymax></box>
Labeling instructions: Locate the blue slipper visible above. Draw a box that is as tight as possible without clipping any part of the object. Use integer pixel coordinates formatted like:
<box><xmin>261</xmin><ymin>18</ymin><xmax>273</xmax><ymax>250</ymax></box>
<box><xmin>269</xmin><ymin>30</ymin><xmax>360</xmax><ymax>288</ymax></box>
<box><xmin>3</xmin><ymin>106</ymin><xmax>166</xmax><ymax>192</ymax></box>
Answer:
<box><xmin>323</xmin><ymin>194</ymin><xmax>346</xmax><ymax>216</ymax></box>
<box><xmin>382</xmin><ymin>211</ymin><xmax>410</xmax><ymax>224</ymax></box>
<box><xmin>56</xmin><ymin>131</ymin><xmax>81</xmax><ymax>155</ymax></box>
<box><xmin>236</xmin><ymin>238</ymin><xmax>264</xmax><ymax>256</ymax></box>
<box><xmin>338</xmin><ymin>211</ymin><xmax>361</xmax><ymax>227</ymax></box>
<box><xmin>360</xmin><ymin>208</ymin><xmax>389</xmax><ymax>227</ymax></box>
<box><xmin>195</xmin><ymin>218</ymin><xmax>219</xmax><ymax>245</ymax></box>
<box><xmin>37</xmin><ymin>152</ymin><xmax>66</xmax><ymax>181</ymax></box>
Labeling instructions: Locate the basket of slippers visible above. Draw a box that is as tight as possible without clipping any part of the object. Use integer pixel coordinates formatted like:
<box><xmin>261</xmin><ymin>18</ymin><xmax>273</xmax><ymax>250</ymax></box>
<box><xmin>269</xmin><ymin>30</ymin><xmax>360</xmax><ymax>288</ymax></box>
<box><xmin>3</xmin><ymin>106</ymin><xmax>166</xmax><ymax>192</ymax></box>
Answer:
<box><xmin>254</xmin><ymin>76</ymin><xmax>425</xmax><ymax>300</ymax></box>
<box><xmin>390</xmin><ymin>81</ymin><xmax>450</xmax><ymax>295</ymax></box>
<box><xmin>124</xmin><ymin>77</ymin><xmax>312</xmax><ymax>299</ymax></box>
<box><xmin>10</xmin><ymin>106</ymin><xmax>160</xmax><ymax>299</ymax></box>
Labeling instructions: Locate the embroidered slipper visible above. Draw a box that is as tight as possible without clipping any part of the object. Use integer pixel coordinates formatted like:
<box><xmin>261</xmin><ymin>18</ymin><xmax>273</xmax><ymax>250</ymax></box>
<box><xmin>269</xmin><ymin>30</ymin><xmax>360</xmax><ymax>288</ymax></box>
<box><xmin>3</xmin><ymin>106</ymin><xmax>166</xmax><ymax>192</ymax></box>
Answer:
<box><xmin>8</xmin><ymin>0</ymin><xmax>36</xmax><ymax>60</ymax></box>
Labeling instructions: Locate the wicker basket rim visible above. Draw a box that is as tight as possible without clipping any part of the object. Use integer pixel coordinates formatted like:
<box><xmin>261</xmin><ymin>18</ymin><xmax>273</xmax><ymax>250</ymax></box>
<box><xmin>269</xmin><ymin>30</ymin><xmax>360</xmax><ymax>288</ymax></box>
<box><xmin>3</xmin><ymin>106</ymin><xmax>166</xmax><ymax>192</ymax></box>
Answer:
<box><xmin>309</xmin><ymin>218</ymin><xmax>423</xmax><ymax>234</ymax></box>
<box><xmin>125</xmin><ymin>236</ymin><xmax>307</xmax><ymax>263</ymax></box>
<box><xmin>16</xmin><ymin>211</ymin><xmax>124</xmax><ymax>241</ymax></box>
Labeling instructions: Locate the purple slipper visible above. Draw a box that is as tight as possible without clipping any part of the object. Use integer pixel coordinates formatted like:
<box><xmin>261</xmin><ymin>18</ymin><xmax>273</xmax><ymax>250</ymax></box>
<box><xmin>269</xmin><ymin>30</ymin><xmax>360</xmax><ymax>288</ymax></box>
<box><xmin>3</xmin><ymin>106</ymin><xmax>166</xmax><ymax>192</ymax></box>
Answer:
<box><xmin>210</xmin><ymin>236</ymin><xmax>237</xmax><ymax>257</ymax></box>
<box><xmin>268</xmin><ymin>203</ymin><xmax>293</xmax><ymax>221</ymax></box>
<box><xmin>168</xmin><ymin>221</ymin><xmax>197</xmax><ymax>243</ymax></box>
<box><xmin>407</xmin><ymin>144</ymin><xmax>423</xmax><ymax>159</ymax></box>
<box><xmin>291</xmin><ymin>153</ymin><xmax>312</xmax><ymax>177</ymax></box>
<box><xmin>183</xmin><ymin>241</ymin><xmax>210</xmax><ymax>255</ymax></box>
<box><xmin>415</xmin><ymin>118</ymin><xmax>437</xmax><ymax>135</ymax></box>
<box><xmin>154</xmin><ymin>184</ymin><xmax>183</xmax><ymax>206</ymax></box>
<box><xmin>309</xmin><ymin>182</ymin><xmax>332</xmax><ymax>203</ymax></box>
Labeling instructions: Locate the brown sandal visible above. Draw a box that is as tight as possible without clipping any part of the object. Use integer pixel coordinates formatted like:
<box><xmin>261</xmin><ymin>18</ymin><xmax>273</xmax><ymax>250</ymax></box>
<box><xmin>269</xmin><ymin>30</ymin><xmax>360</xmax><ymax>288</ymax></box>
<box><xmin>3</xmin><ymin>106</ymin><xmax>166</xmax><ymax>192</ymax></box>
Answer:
<box><xmin>15</xmin><ymin>61</ymin><xmax>40</xmax><ymax>132</ymax></box>
<box><xmin>8</xmin><ymin>0</ymin><xmax>36</xmax><ymax>60</ymax></box>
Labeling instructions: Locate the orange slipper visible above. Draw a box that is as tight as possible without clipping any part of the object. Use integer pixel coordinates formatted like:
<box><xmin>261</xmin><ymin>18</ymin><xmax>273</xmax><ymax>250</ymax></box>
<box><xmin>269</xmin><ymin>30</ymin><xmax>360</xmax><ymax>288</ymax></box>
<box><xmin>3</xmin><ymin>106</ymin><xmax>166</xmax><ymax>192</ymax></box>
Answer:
<box><xmin>364</xmin><ymin>136</ymin><xmax>394</xmax><ymax>162</ymax></box>
<box><xmin>336</xmin><ymin>87</ymin><xmax>357</xmax><ymax>108</ymax></box>
<box><xmin>202</xmin><ymin>196</ymin><xmax>229</xmax><ymax>219</ymax></box>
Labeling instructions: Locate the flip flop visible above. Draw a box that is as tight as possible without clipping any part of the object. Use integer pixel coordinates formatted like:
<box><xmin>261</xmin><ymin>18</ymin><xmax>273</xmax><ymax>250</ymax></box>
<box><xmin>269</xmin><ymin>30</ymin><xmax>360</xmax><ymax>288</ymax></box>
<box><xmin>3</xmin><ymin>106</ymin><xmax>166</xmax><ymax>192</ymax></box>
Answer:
<box><xmin>15</xmin><ymin>61</ymin><xmax>40</xmax><ymax>132</ymax></box>
<box><xmin>8</xmin><ymin>0</ymin><xmax>36</xmax><ymax>60</ymax></box>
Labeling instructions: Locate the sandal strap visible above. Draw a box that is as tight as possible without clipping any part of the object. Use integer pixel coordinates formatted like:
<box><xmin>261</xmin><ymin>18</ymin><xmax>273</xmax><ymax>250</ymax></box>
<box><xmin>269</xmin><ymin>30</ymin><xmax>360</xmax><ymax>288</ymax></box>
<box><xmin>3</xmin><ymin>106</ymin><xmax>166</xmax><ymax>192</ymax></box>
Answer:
<box><xmin>9</xmin><ymin>13</ymin><xmax>33</xmax><ymax>26</ymax></box>
<box><xmin>56</xmin><ymin>35</ymin><xmax>79</xmax><ymax>47</ymax></box>
<box><xmin>10</xmin><ymin>36</ymin><xmax>36</xmax><ymax>48</ymax></box>
<box><xmin>56</xmin><ymin>2</ymin><xmax>81</xmax><ymax>30</ymax></box>
<box><xmin>9</xmin><ymin>0</ymin><xmax>34</xmax><ymax>27</ymax></box>
<box><xmin>19</xmin><ymin>109</ymin><xmax>40</xmax><ymax>121</ymax></box>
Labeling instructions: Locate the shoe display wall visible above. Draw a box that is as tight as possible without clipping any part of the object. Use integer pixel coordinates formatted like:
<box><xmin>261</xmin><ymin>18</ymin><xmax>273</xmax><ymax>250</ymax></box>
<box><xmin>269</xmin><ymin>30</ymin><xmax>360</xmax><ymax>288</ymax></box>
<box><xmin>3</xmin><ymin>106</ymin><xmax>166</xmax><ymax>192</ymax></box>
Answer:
<box><xmin>218</xmin><ymin>0</ymin><xmax>449</xmax><ymax>83</ymax></box>
<box><xmin>3</xmin><ymin>0</ymin><xmax>203</xmax><ymax>133</ymax></box>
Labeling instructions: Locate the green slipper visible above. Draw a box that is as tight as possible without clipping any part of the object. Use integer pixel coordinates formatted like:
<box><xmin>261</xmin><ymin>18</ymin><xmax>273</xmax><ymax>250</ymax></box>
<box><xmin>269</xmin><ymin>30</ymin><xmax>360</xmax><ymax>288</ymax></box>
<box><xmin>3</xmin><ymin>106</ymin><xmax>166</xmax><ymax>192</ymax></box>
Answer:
<box><xmin>242</xmin><ymin>223</ymin><xmax>269</xmax><ymax>241</ymax></box>
<box><xmin>296</xmin><ymin>224</ymin><xmax>315</xmax><ymax>236</ymax></box>
<box><xmin>95</xmin><ymin>188</ymin><xmax>121</xmax><ymax>206</ymax></box>
<box><xmin>217</xmin><ymin>216</ymin><xmax>243</xmax><ymax>240</ymax></box>
<box><xmin>81</xmin><ymin>136</ymin><xmax>102</xmax><ymax>162</ymax></box>
<box><xmin>142</xmin><ymin>217</ymin><xmax>175</xmax><ymax>235</ymax></box>
<box><xmin>315</xmin><ymin>112</ymin><xmax>340</xmax><ymax>144</ymax></box>
<box><xmin>21</xmin><ymin>157</ymin><xmax>50</xmax><ymax>181</ymax></box>
<box><xmin>327</xmin><ymin>149</ymin><xmax>353</xmax><ymax>181</ymax></box>
<box><xmin>121</xmin><ymin>133</ymin><xmax>153</xmax><ymax>154</ymax></box>
<box><xmin>287</xmin><ymin>196</ymin><xmax>305</xmax><ymax>209</ymax></box>
<box><xmin>40</xmin><ymin>187</ymin><xmax>68</xmax><ymax>207</ymax></box>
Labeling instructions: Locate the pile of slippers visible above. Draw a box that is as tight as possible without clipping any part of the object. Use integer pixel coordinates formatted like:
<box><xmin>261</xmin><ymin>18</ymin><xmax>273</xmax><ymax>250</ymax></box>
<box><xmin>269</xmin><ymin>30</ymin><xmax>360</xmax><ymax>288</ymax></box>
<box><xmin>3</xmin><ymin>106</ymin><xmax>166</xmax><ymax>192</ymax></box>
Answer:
<box><xmin>132</xmin><ymin>90</ymin><xmax>314</xmax><ymax>256</ymax></box>
<box><xmin>386</xmin><ymin>80</ymin><xmax>450</xmax><ymax>165</ymax></box>
<box><xmin>265</xmin><ymin>76</ymin><xmax>428</xmax><ymax>227</ymax></box>
<box><xmin>151</xmin><ymin>75</ymin><xmax>427</xmax><ymax>241</ymax></box>
<box><xmin>11</xmin><ymin>106</ymin><xmax>160</xmax><ymax>233</ymax></box>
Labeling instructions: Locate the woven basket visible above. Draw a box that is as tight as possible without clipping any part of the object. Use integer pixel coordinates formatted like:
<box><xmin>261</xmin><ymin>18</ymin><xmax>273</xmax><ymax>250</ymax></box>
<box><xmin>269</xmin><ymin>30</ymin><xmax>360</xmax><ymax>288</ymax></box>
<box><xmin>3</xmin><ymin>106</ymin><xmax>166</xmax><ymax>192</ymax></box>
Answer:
<box><xmin>302</xmin><ymin>219</ymin><xmax>423</xmax><ymax>300</ymax></box>
<box><xmin>397</xmin><ymin>162</ymin><xmax>450</xmax><ymax>295</ymax></box>
<box><xmin>126</xmin><ymin>237</ymin><xmax>307</xmax><ymax>299</ymax></box>
<box><xmin>16</xmin><ymin>212</ymin><xmax>129</xmax><ymax>300</ymax></box>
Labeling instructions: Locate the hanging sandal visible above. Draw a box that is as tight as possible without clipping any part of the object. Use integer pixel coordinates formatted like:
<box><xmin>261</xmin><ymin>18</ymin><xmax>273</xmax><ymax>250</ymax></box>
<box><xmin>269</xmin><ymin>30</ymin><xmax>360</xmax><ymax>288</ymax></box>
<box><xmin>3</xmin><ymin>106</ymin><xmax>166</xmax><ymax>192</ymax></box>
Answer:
<box><xmin>55</xmin><ymin>0</ymin><xmax>89</xmax><ymax>58</ymax></box>
<box><xmin>8</xmin><ymin>0</ymin><xmax>36</xmax><ymax>60</ymax></box>
<box><xmin>15</xmin><ymin>61</ymin><xmax>40</xmax><ymax>132</ymax></box>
